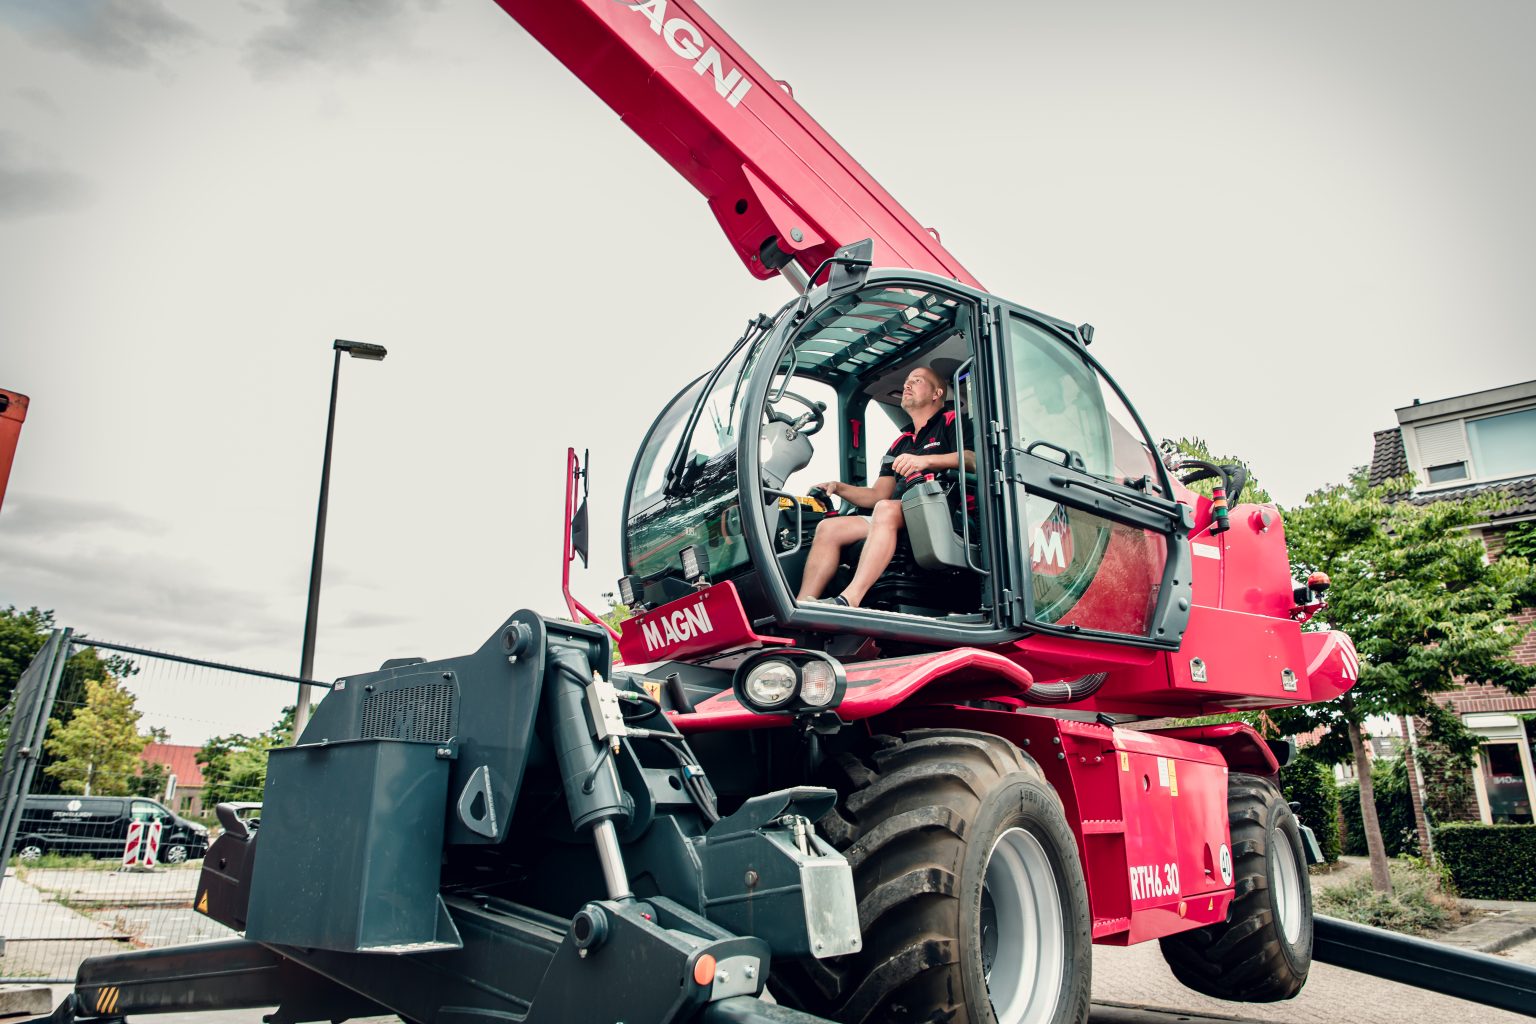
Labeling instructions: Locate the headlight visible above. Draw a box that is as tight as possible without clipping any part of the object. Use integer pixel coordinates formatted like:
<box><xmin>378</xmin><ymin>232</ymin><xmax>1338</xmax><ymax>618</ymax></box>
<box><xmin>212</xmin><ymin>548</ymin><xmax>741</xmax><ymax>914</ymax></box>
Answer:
<box><xmin>733</xmin><ymin>651</ymin><xmax>846</xmax><ymax>714</ymax></box>
<box><xmin>800</xmin><ymin>660</ymin><xmax>837</xmax><ymax>707</ymax></box>
<box><xmin>743</xmin><ymin>659</ymin><xmax>797</xmax><ymax>709</ymax></box>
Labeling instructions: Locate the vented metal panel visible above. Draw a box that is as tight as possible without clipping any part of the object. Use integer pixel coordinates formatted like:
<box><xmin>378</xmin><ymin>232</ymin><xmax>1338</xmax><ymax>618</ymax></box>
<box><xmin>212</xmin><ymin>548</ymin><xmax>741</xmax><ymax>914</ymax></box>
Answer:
<box><xmin>362</xmin><ymin>683</ymin><xmax>455</xmax><ymax>742</ymax></box>
<box><xmin>1414</xmin><ymin>420</ymin><xmax>1469</xmax><ymax>468</ymax></box>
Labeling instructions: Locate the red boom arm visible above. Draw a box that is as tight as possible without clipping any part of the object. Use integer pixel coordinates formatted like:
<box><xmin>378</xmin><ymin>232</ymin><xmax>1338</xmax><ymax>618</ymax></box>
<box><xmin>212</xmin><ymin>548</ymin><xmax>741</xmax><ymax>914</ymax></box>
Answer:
<box><xmin>491</xmin><ymin>0</ymin><xmax>981</xmax><ymax>288</ymax></box>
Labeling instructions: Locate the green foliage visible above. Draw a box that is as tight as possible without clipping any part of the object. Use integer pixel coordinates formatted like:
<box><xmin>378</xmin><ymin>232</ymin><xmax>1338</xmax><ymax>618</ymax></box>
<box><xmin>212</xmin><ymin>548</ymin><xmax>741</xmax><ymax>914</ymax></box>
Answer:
<box><xmin>0</xmin><ymin>606</ymin><xmax>54</xmax><ymax>706</ymax></box>
<box><xmin>1163</xmin><ymin>437</ymin><xmax>1273</xmax><ymax>504</ymax></box>
<box><xmin>130</xmin><ymin>758</ymin><xmax>169</xmax><ymax>799</ymax></box>
<box><xmin>1340</xmin><ymin>759</ymin><xmax>1418</xmax><ymax>857</ymax></box>
<box><xmin>1414</xmin><ymin>741</ymin><xmax>1479</xmax><ymax>823</ymax></box>
<box><xmin>1501</xmin><ymin>521</ymin><xmax>1536</xmax><ymax>562</ymax></box>
<box><xmin>197</xmin><ymin>706</ymin><xmax>294</xmax><ymax>807</ymax></box>
<box><xmin>42</xmin><ymin>676</ymin><xmax>148</xmax><ymax>796</ymax></box>
<box><xmin>1264</xmin><ymin>469</ymin><xmax>1536</xmax><ymax>762</ymax></box>
<box><xmin>600</xmin><ymin>593</ymin><xmax>632</xmax><ymax>664</ymax></box>
<box><xmin>1315</xmin><ymin>859</ymin><xmax>1464</xmax><ymax>934</ymax></box>
<box><xmin>1433</xmin><ymin>824</ymin><xmax>1536</xmax><ymax>900</ymax></box>
<box><xmin>1280</xmin><ymin>755</ymin><xmax>1341</xmax><ymax>863</ymax></box>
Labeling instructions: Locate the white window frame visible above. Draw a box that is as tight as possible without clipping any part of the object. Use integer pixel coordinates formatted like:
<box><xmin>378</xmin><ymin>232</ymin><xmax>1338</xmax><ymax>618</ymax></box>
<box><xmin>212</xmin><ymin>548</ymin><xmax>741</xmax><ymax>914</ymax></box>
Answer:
<box><xmin>1467</xmin><ymin>713</ymin><xmax>1536</xmax><ymax>824</ymax></box>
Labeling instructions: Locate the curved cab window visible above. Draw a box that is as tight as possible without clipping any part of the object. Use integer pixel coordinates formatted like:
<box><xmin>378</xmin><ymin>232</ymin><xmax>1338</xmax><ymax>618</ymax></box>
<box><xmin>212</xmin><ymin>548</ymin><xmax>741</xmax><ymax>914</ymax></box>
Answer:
<box><xmin>1007</xmin><ymin>315</ymin><xmax>1166</xmax><ymax>637</ymax></box>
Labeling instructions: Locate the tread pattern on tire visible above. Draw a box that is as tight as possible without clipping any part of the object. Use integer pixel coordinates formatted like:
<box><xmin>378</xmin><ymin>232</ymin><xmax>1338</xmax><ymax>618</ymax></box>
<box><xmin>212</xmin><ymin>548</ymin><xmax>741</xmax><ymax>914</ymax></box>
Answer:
<box><xmin>1158</xmin><ymin>772</ymin><xmax>1311</xmax><ymax>1002</ymax></box>
<box><xmin>777</xmin><ymin>728</ymin><xmax>1079</xmax><ymax>1024</ymax></box>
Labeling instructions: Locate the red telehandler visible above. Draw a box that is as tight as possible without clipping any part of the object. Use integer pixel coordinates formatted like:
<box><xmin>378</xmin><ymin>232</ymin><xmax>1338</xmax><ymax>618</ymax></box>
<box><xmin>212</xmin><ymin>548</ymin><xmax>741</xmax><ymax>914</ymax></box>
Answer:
<box><xmin>18</xmin><ymin>4</ymin><xmax>1536</xmax><ymax>1024</ymax></box>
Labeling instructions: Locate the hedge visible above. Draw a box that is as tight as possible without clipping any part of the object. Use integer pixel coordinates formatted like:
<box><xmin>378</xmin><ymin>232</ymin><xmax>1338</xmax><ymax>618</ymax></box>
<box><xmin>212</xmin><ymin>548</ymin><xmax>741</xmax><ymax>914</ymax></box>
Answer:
<box><xmin>1340</xmin><ymin>758</ymin><xmax>1418</xmax><ymax>857</ymax></box>
<box><xmin>1434</xmin><ymin>824</ymin><xmax>1536</xmax><ymax>900</ymax></box>
<box><xmin>1280</xmin><ymin>756</ymin><xmax>1341</xmax><ymax>863</ymax></box>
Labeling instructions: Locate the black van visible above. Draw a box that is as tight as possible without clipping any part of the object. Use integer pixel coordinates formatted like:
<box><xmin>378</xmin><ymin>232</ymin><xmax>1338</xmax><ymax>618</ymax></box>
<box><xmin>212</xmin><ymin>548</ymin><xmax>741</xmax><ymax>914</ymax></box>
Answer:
<box><xmin>14</xmin><ymin>795</ymin><xmax>210</xmax><ymax>864</ymax></box>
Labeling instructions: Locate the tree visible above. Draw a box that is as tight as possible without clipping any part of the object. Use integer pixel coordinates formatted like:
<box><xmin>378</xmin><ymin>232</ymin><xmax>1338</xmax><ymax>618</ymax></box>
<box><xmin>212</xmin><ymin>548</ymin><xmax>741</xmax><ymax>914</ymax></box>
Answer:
<box><xmin>600</xmin><ymin>592</ymin><xmax>631</xmax><ymax>664</ymax></box>
<box><xmin>1267</xmin><ymin>469</ymin><xmax>1536</xmax><ymax>892</ymax></box>
<box><xmin>0</xmin><ymin>606</ymin><xmax>55</xmax><ymax>706</ymax></box>
<box><xmin>198</xmin><ymin>706</ymin><xmax>295</xmax><ymax>807</ymax></box>
<box><xmin>42</xmin><ymin>675</ymin><xmax>149</xmax><ymax>796</ymax></box>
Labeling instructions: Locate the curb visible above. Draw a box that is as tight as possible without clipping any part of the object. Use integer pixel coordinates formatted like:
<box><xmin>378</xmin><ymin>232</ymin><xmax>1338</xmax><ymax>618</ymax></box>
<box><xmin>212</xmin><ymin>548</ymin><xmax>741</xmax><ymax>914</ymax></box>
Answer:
<box><xmin>1470</xmin><ymin>922</ymin><xmax>1536</xmax><ymax>955</ymax></box>
<box><xmin>0</xmin><ymin>984</ymin><xmax>52</xmax><ymax>1017</ymax></box>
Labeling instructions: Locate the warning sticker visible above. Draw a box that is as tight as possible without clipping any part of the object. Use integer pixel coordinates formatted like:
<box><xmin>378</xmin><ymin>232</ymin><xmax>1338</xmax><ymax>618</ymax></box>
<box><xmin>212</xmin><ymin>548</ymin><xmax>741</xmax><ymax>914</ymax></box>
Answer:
<box><xmin>1168</xmin><ymin>759</ymin><xmax>1179</xmax><ymax>796</ymax></box>
<box><xmin>642</xmin><ymin>678</ymin><xmax>663</xmax><ymax>703</ymax></box>
<box><xmin>1119</xmin><ymin>751</ymin><xmax>1129</xmax><ymax>772</ymax></box>
<box><xmin>1157</xmin><ymin>757</ymin><xmax>1170</xmax><ymax>788</ymax></box>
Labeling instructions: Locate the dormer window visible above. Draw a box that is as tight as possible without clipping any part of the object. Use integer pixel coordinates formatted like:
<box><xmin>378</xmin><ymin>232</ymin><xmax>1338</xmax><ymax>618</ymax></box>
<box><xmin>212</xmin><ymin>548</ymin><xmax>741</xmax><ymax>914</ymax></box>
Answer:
<box><xmin>1426</xmin><ymin>462</ymin><xmax>1469</xmax><ymax>484</ymax></box>
<box><xmin>1467</xmin><ymin>408</ymin><xmax>1536</xmax><ymax>480</ymax></box>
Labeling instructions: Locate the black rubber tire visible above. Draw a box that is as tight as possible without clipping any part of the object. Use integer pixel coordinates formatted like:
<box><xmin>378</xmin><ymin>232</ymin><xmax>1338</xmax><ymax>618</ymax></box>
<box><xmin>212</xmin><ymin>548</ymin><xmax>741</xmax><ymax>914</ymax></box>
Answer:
<box><xmin>776</xmin><ymin>729</ymin><xmax>1092</xmax><ymax>1024</ymax></box>
<box><xmin>15</xmin><ymin>839</ymin><xmax>46</xmax><ymax>862</ymax></box>
<box><xmin>1158</xmin><ymin>772</ymin><xmax>1313</xmax><ymax>1001</ymax></box>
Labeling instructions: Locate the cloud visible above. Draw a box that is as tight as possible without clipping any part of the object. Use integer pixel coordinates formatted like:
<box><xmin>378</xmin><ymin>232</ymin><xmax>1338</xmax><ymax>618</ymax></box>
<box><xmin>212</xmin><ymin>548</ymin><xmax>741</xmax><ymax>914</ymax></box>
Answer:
<box><xmin>0</xmin><ymin>491</ymin><xmax>164</xmax><ymax>537</ymax></box>
<box><xmin>242</xmin><ymin>0</ymin><xmax>440</xmax><ymax>79</ymax></box>
<box><xmin>13</xmin><ymin>87</ymin><xmax>61</xmax><ymax>114</ymax></box>
<box><xmin>0</xmin><ymin>135</ymin><xmax>89</xmax><ymax>220</ymax></box>
<box><xmin>0</xmin><ymin>0</ymin><xmax>200</xmax><ymax>71</ymax></box>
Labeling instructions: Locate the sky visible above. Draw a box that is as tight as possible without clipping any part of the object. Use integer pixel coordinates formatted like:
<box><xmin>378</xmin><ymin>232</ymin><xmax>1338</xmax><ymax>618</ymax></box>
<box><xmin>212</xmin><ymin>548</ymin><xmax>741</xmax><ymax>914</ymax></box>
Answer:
<box><xmin>2</xmin><ymin>0</ymin><xmax>1533</xmax><ymax>743</ymax></box>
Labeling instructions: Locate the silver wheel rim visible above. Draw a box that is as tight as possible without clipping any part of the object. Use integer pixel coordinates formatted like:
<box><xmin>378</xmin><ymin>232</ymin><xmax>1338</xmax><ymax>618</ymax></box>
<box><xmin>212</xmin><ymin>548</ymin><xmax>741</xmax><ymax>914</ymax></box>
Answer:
<box><xmin>18</xmin><ymin>845</ymin><xmax>42</xmax><ymax>862</ymax></box>
<box><xmin>1270</xmin><ymin>826</ymin><xmax>1303</xmax><ymax>944</ymax></box>
<box><xmin>980</xmin><ymin>827</ymin><xmax>1066</xmax><ymax>1024</ymax></box>
<box><xmin>166</xmin><ymin>846</ymin><xmax>187</xmax><ymax>863</ymax></box>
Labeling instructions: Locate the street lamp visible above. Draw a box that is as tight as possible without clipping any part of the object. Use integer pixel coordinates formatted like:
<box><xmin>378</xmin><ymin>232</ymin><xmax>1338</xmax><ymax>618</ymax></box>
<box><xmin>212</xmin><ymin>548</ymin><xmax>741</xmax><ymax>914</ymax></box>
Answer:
<box><xmin>294</xmin><ymin>339</ymin><xmax>388</xmax><ymax>738</ymax></box>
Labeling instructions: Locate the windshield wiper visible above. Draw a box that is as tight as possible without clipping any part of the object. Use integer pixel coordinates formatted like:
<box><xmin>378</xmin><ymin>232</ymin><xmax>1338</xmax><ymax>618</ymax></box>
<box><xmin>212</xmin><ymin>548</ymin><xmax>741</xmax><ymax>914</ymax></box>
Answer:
<box><xmin>663</xmin><ymin>313</ymin><xmax>775</xmax><ymax>499</ymax></box>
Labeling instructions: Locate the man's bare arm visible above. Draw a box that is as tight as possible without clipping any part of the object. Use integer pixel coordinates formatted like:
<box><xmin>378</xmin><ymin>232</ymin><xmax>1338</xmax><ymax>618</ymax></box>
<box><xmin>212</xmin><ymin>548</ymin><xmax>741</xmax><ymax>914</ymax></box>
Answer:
<box><xmin>817</xmin><ymin>475</ymin><xmax>897</xmax><ymax>509</ymax></box>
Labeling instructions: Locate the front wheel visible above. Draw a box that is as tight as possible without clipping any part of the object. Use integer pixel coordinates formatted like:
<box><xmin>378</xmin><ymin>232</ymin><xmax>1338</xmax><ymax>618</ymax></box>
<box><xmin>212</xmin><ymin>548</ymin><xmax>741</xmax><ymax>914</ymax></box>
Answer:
<box><xmin>15</xmin><ymin>840</ymin><xmax>46</xmax><ymax>862</ymax></box>
<box><xmin>1158</xmin><ymin>773</ymin><xmax>1313</xmax><ymax>1001</ymax></box>
<box><xmin>779</xmin><ymin>729</ymin><xmax>1092</xmax><ymax>1024</ymax></box>
<box><xmin>163</xmin><ymin>844</ymin><xmax>189</xmax><ymax>864</ymax></box>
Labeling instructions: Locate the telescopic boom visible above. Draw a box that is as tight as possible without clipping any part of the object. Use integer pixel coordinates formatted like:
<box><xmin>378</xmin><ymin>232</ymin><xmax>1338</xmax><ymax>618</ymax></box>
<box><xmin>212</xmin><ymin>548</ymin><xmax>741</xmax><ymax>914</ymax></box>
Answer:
<box><xmin>490</xmin><ymin>0</ymin><xmax>981</xmax><ymax>290</ymax></box>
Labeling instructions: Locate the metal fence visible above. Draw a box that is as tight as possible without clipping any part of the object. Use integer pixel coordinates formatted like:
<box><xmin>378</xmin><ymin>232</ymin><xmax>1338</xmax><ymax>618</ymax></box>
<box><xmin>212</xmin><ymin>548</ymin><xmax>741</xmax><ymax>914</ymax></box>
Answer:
<box><xmin>0</xmin><ymin>632</ymin><xmax>321</xmax><ymax>982</ymax></box>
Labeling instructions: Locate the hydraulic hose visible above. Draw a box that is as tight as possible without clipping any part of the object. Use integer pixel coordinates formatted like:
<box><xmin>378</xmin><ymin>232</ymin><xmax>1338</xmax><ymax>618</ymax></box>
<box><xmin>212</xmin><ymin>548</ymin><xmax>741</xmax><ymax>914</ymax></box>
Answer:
<box><xmin>1022</xmin><ymin>672</ymin><xmax>1109</xmax><ymax>705</ymax></box>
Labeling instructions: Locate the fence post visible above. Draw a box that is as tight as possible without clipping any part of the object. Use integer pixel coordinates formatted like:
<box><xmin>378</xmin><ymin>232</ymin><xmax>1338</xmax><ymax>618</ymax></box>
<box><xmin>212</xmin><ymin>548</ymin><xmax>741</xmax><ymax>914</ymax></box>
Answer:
<box><xmin>0</xmin><ymin>629</ymin><xmax>73</xmax><ymax>953</ymax></box>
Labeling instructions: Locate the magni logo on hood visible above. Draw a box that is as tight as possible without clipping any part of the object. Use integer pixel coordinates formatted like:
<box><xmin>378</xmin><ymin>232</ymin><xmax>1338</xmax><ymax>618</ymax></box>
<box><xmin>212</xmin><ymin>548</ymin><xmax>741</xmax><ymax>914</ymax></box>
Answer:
<box><xmin>611</xmin><ymin>0</ymin><xmax>753</xmax><ymax>108</ymax></box>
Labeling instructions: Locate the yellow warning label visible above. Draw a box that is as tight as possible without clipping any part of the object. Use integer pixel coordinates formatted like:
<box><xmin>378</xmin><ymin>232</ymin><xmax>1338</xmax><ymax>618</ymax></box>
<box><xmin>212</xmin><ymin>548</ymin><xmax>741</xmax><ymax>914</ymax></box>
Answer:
<box><xmin>1168</xmin><ymin>759</ymin><xmax>1179</xmax><ymax>796</ymax></box>
<box><xmin>196</xmin><ymin>890</ymin><xmax>209</xmax><ymax>914</ymax></box>
<box><xmin>642</xmin><ymin>679</ymin><xmax>663</xmax><ymax>703</ymax></box>
<box><xmin>1118</xmin><ymin>751</ymin><xmax>1129</xmax><ymax>772</ymax></box>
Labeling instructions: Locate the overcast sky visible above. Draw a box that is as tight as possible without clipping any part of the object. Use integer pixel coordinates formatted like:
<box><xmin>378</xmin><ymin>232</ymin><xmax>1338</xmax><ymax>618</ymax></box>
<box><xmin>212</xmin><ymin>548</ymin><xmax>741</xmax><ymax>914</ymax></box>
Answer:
<box><xmin>2</xmin><ymin>0</ymin><xmax>1533</xmax><ymax>742</ymax></box>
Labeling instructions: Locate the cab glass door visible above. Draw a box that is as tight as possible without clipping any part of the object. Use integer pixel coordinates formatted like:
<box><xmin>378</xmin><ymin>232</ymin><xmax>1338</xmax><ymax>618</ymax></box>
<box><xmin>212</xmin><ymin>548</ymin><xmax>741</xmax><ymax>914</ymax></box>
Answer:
<box><xmin>998</xmin><ymin>310</ymin><xmax>1185</xmax><ymax>642</ymax></box>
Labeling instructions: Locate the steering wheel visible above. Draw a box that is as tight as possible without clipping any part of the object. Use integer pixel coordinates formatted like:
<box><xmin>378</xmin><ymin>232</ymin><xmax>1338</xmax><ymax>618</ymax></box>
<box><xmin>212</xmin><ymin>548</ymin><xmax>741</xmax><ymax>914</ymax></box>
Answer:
<box><xmin>765</xmin><ymin>390</ymin><xmax>826</xmax><ymax>436</ymax></box>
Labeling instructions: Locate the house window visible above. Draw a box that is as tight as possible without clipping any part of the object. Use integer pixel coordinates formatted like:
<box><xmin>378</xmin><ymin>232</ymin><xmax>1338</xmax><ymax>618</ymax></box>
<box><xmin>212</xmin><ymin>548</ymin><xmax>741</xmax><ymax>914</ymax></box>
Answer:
<box><xmin>1480</xmin><ymin>742</ymin><xmax>1533</xmax><ymax>823</ymax></box>
<box><xmin>1467</xmin><ymin>407</ymin><xmax>1536</xmax><ymax>480</ymax></box>
<box><xmin>1426</xmin><ymin>462</ymin><xmax>1468</xmax><ymax>484</ymax></box>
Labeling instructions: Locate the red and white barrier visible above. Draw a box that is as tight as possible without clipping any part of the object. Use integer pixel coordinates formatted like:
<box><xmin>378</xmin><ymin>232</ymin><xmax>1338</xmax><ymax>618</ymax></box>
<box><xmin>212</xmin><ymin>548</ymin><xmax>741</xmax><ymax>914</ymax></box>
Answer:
<box><xmin>121</xmin><ymin>820</ymin><xmax>164</xmax><ymax>869</ymax></box>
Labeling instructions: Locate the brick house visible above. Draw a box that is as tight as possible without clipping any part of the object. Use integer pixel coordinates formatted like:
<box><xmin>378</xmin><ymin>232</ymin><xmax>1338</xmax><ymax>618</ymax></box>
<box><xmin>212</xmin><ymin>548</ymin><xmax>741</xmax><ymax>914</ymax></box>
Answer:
<box><xmin>1367</xmin><ymin>379</ymin><xmax>1536</xmax><ymax>824</ymax></box>
<box><xmin>138</xmin><ymin>742</ymin><xmax>208</xmax><ymax>819</ymax></box>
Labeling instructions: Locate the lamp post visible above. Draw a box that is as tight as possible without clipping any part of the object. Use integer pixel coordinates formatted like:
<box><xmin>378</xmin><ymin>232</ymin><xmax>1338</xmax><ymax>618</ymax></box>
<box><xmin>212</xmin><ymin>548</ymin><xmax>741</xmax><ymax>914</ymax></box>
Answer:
<box><xmin>294</xmin><ymin>339</ymin><xmax>387</xmax><ymax>739</ymax></box>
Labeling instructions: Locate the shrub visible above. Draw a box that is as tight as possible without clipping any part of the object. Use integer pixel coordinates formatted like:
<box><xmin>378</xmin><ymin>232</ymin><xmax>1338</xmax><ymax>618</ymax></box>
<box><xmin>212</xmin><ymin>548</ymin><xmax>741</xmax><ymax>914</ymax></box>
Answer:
<box><xmin>1314</xmin><ymin>859</ymin><xmax>1464</xmax><ymax>935</ymax></box>
<box><xmin>1280</xmin><ymin>755</ymin><xmax>1341</xmax><ymax>863</ymax></box>
<box><xmin>1433</xmin><ymin>823</ymin><xmax>1536</xmax><ymax>900</ymax></box>
<box><xmin>1340</xmin><ymin>759</ymin><xmax>1418</xmax><ymax>857</ymax></box>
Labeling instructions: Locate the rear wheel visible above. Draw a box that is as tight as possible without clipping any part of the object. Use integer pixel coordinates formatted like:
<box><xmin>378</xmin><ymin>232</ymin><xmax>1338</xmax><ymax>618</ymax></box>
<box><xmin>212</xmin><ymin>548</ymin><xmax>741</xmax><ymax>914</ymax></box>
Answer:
<box><xmin>16</xmin><ymin>840</ymin><xmax>46</xmax><ymax>862</ymax></box>
<box><xmin>778</xmin><ymin>729</ymin><xmax>1092</xmax><ymax>1024</ymax></box>
<box><xmin>1158</xmin><ymin>773</ymin><xmax>1312</xmax><ymax>1001</ymax></box>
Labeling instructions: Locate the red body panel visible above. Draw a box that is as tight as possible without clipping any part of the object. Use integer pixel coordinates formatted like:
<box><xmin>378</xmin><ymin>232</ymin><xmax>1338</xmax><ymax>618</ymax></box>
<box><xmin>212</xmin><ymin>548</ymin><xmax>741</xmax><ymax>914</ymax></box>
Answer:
<box><xmin>880</xmin><ymin>706</ymin><xmax>1237</xmax><ymax>945</ymax></box>
<box><xmin>489</xmin><ymin>0</ymin><xmax>979</xmax><ymax>286</ymax></box>
<box><xmin>0</xmin><ymin>390</ymin><xmax>27</xmax><ymax>514</ymax></box>
<box><xmin>618</xmin><ymin>581</ymin><xmax>789</xmax><ymax>666</ymax></box>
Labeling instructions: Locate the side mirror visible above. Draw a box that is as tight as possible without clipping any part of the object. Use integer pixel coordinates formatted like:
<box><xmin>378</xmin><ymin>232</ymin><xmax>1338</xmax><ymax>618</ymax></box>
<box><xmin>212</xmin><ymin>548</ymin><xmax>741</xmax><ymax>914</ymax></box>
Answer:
<box><xmin>569</xmin><ymin>448</ymin><xmax>591</xmax><ymax>569</ymax></box>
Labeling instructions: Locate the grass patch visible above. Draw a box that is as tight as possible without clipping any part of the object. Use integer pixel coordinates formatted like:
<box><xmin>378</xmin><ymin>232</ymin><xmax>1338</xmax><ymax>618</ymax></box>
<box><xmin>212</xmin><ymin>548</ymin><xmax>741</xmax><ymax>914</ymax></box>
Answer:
<box><xmin>1315</xmin><ymin>859</ymin><xmax>1471</xmax><ymax>935</ymax></box>
<box><xmin>10</xmin><ymin>853</ymin><xmax>118</xmax><ymax>875</ymax></box>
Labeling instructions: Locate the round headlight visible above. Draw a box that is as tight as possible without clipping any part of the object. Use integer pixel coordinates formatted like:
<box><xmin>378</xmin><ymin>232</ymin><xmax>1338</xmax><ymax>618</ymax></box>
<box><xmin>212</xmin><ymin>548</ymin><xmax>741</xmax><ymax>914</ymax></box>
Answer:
<box><xmin>799</xmin><ymin>659</ymin><xmax>837</xmax><ymax>707</ymax></box>
<box><xmin>744</xmin><ymin>659</ymin><xmax>798</xmax><ymax>708</ymax></box>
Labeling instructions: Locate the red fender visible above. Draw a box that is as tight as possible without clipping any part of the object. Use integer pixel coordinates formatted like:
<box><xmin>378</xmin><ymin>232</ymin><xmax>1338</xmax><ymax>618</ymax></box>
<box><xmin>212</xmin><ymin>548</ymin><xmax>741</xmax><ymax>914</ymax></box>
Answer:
<box><xmin>1149</xmin><ymin>721</ymin><xmax>1280</xmax><ymax>777</ymax></box>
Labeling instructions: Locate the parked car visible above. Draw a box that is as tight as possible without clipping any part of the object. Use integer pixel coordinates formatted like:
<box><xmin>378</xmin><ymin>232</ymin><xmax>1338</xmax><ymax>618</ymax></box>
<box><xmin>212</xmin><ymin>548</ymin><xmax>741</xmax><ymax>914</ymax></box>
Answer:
<box><xmin>13</xmin><ymin>795</ymin><xmax>210</xmax><ymax>864</ymax></box>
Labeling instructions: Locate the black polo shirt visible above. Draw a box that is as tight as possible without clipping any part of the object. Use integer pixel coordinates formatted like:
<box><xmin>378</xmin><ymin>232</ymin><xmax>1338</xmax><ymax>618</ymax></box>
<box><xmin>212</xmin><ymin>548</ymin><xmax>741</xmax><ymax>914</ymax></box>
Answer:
<box><xmin>880</xmin><ymin>408</ymin><xmax>960</xmax><ymax>497</ymax></box>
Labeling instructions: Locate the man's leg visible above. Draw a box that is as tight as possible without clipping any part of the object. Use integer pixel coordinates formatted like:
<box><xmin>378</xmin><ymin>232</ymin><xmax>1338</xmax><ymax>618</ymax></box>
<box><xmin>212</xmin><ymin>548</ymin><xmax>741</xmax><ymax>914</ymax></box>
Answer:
<box><xmin>797</xmin><ymin>515</ymin><xmax>870</xmax><ymax>600</ymax></box>
<box><xmin>841</xmin><ymin>500</ymin><xmax>903</xmax><ymax>608</ymax></box>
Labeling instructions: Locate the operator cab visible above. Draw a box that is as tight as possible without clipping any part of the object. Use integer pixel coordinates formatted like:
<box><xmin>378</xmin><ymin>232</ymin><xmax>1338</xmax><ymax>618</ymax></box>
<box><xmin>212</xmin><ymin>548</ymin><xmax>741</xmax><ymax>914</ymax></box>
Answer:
<box><xmin>621</xmin><ymin>269</ymin><xmax>1192</xmax><ymax>652</ymax></box>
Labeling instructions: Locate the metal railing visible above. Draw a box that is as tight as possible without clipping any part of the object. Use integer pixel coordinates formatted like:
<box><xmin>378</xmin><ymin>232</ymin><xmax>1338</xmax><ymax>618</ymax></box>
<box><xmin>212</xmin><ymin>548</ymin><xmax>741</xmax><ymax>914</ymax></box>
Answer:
<box><xmin>0</xmin><ymin>632</ymin><xmax>319</xmax><ymax>982</ymax></box>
